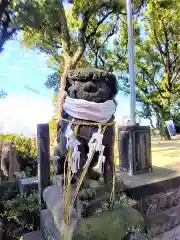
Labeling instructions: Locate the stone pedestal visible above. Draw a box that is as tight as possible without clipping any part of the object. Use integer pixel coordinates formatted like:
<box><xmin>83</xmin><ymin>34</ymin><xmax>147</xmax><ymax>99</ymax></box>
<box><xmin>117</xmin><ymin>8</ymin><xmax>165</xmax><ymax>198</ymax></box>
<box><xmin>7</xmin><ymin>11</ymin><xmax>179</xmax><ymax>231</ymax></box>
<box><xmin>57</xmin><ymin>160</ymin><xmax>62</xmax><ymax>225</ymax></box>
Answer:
<box><xmin>118</xmin><ymin>125</ymin><xmax>152</xmax><ymax>175</ymax></box>
<box><xmin>42</xmin><ymin>178</ymin><xmax>145</xmax><ymax>239</ymax></box>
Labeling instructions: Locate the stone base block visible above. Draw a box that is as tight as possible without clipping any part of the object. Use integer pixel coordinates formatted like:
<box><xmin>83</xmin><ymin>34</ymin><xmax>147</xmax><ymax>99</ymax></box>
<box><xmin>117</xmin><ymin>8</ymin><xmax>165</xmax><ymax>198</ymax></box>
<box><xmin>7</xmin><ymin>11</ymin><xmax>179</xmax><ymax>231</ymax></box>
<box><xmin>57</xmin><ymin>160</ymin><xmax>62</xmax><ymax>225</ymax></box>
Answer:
<box><xmin>40</xmin><ymin>206</ymin><xmax>145</xmax><ymax>240</ymax></box>
<box><xmin>40</xmin><ymin>209</ymin><xmax>60</xmax><ymax>240</ymax></box>
<box><xmin>19</xmin><ymin>177</ymin><xmax>38</xmax><ymax>197</ymax></box>
<box><xmin>23</xmin><ymin>230</ymin><xmax>42</xmax><ymax>240</ymax></box>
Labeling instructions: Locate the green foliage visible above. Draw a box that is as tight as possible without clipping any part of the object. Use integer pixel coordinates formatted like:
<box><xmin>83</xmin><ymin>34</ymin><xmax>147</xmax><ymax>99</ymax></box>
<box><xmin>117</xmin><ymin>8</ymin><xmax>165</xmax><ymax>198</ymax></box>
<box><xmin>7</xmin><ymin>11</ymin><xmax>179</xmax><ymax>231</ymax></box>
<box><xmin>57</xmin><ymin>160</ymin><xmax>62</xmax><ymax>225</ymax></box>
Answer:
<box><xmin>49</xmin><ymin>114</ymin><xmax>57</xmax><ymax>151</ymax></box>
<box><xmin>45</xmin><ymin>72</ymin><xmax>59</xmax><ymax>92</ymax></box>
<box><xmin>0</xmin><ymin>134</ymin><xmax>37</xmax><ymax>158</ymax></box>
<box><xmin>1</xmin><ymin>193</ymin><xmax>40</xmax><ymax>239</ymax></box>
<box><xmin>13</xmin><ymin>0</ymin><xmax>126</xmax><ymax>94</ymax></box>
<box><xmin>107</xmin><ymin>0</ymin><xmax>180</xmax><ymax>138</ymax></box>
<box><xmin>14</xmin><ymin>0</ymin><xmax>122</xmax><ymax>59</ymax></box>
<box><xmin>0</xmin><ymin>89</ymin><xmax>7</xmax><ymax>98</ymax></box>
<box><xmin>0</xmin><ymin>180</ymin><xmax>19</xmax><ymax>202</ymax></box>
<box><xmin>0</xmin><ymin>0</ymin><xmax>17</xmax><ymax>54</ymax></box>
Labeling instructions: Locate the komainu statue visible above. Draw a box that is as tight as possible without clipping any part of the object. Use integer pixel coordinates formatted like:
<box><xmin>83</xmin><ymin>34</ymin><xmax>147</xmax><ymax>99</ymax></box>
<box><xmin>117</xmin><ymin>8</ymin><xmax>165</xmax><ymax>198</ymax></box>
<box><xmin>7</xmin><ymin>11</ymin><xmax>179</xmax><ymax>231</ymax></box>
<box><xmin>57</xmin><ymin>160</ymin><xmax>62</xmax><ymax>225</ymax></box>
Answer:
<box><xmin>43</xmin><ymin>68</ymin><xmax>145</xmax><ymax>240</ymax></box>
<box><xmin>54</xmin><ymin>68</ymin><xmax>118</xmax><ymax>187</ymax></box>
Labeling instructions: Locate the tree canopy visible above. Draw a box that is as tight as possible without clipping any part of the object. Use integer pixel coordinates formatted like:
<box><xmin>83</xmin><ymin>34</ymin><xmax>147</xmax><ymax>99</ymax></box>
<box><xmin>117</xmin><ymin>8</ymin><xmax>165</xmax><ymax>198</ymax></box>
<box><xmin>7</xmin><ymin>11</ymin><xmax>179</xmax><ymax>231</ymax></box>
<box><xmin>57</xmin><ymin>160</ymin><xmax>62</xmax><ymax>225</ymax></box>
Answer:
<box><xmin>8</xmin><ymin>0</ymin><xmax>180</xmax><ymax>139</ymax></box>
<box><xmin>0</xmin><ymin>0</ymin><xmax>18</xmax><ymax>98</ymax></box>
<box><xmin>106</xmin><ymin>0</ymin><xmax>180</xmax><ymax>138</ymax></box>
<box><xmin>13</xmin><ymin>0</ymin><xmax>144</xmax><ymax>118</ymax></box>
<box><xmin>0</xmin><ymin>89</ymin><xmax>7</xmax><ymax>98</ymax></box>
<box><xmin>0</xmin><ymin>0</ymin><xmax>17</xmax><ymax>53</ymax></box>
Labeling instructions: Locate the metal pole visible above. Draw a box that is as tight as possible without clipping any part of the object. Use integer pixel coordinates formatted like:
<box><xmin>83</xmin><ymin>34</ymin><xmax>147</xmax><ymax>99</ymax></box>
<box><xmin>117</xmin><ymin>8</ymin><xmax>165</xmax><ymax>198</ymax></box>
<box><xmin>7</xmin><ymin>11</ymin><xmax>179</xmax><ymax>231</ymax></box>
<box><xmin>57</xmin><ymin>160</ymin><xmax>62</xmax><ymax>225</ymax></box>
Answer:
<box><xmin>126</xmin><ymin>0</ymin><xmax>136</xmax><ymax>124</ymax></box>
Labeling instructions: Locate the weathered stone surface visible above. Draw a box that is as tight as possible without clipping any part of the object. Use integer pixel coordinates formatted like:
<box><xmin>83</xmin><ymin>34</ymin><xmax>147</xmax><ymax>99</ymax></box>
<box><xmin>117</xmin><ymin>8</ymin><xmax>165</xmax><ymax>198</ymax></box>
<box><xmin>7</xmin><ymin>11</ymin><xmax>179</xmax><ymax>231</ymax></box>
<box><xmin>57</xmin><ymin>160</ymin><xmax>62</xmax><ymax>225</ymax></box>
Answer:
<box><xmin>152</xmin><ymin>224</ymin><xmax>180</xmax><ymax>240</ymax></box>
<box><xmin>146</xmin><ymin>204</ymin><xmax>180</xmax><ymax>239</ymax></box>
<box><xmin>41</xmin><ymin>206</ymin><xmax>145</xmax><ymax>240</ymax></box>
<box><xmin>12</xmin><ymin>171</ymin><xmax>26</xmax><ymax>180</ymax></box>
<box><xmin>24</xmin><ymin>230</ymin><xmax>42</xmax><ymax>240</ymax></box>
<box><xmin>55</xmin><ymin>68</ymin><xmax>118</xmax><ymax>187</ymax></box>
<box><xmin>43</xmin><ymin>178</ymin><xmax>144</xmax><ymax>239</ymax></box>
<box><xmin>19</xmin><ymin>177</ymin><xmax>38</xmax><ymax>197</ymax></box>
<box><xmin>41</xmin><ymin>209</ymin><xmax>61</xmax><ymax>240</ymax></box>
<box><xmin>0</xmin><ymin>141</ymin><xmax>20</xmax><ymax>180</ymax></box>
<box><xmin>73</xmin><ymin>205</ymin><xmax>145</xmax><ymax>240</ymax></box>
<box><xmin>43</xmin><ymin>178</ymin><xmax>133</xmax><ymax>222</ymax></box>
<box><xmin>141</xmin><ymin>187</ymin><xmax>180</xmax><ymax>215</ymax></box>
<box><xmin>43</xmin><ymin>184</ymin><xmax>80</xmax><ymax>231</ymax></box>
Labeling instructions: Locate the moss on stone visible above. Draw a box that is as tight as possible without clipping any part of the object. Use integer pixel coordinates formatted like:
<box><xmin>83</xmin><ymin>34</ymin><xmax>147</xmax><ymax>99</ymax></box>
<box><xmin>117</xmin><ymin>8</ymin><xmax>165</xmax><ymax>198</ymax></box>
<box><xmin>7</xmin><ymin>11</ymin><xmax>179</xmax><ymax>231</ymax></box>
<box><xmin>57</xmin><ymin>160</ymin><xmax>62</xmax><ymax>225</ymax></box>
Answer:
<box><xmin>73</xmin><ymin>205</ymin><xmax>145</xmax><ymax>240</ymax></box>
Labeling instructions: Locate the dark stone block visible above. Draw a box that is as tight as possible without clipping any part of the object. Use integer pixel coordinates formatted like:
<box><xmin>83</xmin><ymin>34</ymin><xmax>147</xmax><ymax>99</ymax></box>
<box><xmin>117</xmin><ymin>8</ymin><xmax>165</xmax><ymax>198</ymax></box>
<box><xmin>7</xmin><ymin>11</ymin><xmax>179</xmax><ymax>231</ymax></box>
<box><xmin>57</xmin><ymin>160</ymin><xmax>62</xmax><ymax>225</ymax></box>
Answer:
<box><xmin>118</xmin><ymin>125</ymin><xmax>152</xmax><ymax>175</ymax></box>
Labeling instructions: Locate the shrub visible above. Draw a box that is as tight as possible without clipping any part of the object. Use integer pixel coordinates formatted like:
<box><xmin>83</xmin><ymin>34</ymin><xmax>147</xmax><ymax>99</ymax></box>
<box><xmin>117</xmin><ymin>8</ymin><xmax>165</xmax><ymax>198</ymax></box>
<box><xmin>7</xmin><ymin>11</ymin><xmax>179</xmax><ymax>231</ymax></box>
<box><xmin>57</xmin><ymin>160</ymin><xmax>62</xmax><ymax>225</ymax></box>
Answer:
<box><xmin>0</xmin><ymin>134</ymin><xmax>37</xmax><ymax>158</ymax></box>
<box><xmin>1</xmin><ymin>193</ymin><xmax>40</xmax><ymax>239</ymax></box>
<box><xmin>0</xmin><ymin>134</ymin><xmax>38</xmax><ymax>177</ymax></box>
<box><xmin>0</xmin><ymin>181</ymin><xmax>19</xmax><ymax>202</ymax></box>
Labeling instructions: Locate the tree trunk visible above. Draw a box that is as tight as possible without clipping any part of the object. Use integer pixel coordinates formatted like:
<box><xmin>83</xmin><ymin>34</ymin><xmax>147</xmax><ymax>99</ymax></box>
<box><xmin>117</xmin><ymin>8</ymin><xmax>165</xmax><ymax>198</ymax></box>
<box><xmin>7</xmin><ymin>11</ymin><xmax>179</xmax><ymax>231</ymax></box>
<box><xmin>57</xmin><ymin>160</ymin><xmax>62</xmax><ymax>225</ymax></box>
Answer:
<box><xmin>160</xmin><ymin>110</ymin><xmax>171</xmax><ymax>140</ymax></box>
<box><xmin>156</xmin><ymin>114</ymin><xmax>161</xmax><ymax>130</ymax></box>
<box><xmin>57</xmin><ymin>66</ymin><xmax>69</xmax><ymax>120</ymax></box>
<box><xmin>157</xmin><ymin>104</ymin><xmax>171</xmax><ymax>140</ymax></box>
<box><xmin>160</xmin><ymin>119</ymin><xmax>170</xmax><ymax>140</ymax></box>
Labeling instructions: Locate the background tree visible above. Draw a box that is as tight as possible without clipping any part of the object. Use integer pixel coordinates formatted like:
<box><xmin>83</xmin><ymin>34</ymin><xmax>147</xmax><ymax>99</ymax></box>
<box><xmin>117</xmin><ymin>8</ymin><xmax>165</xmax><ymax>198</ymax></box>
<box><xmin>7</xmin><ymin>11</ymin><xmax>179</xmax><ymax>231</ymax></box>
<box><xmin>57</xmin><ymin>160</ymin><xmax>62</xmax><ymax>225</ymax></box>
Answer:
<box><xmin>14</xmin><ymin>0</ymin><xmax>125</xmax><ymax>120</ymax></box>
<box><xmin>0</xmin><ymin>0</ymin><xmax>17</xmax><ymax>53</ymax></box>
<box><xmin>109</xmin><ymin>0</ymin><xmax>180</xmax><ymax>139</ymax></box>
<box><xmin>0</xmin><ymin>89</ymin><xmax>7</xmax><ymax>98</ymax></box>
<box><xmin>0</xmin><ymin>0</ymin><xmax>18</xmax><ymax>98</ymax></box>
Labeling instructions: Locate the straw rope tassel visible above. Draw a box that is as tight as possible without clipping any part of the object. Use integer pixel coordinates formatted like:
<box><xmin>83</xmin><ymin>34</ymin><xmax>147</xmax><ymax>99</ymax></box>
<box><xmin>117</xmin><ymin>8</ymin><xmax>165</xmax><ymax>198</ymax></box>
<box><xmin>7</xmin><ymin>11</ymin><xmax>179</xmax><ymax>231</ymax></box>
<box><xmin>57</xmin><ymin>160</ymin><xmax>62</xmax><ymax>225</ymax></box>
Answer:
<box><xmin>60</xmin><ymin>118</ymin><xmax>116</xmax><ymax>240</ymax></box>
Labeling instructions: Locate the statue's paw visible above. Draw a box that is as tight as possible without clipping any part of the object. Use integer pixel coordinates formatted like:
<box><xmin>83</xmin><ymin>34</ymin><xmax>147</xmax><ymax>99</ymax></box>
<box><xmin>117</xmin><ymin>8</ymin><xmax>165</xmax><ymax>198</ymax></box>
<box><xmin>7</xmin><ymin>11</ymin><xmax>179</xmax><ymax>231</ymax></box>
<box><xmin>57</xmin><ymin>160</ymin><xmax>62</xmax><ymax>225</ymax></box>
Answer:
<box><xmin>78</xmin><ymin>188</ymin><xmax>96</xmax><ymax>201</ymax></box>
<box><xmin>88</xmin><ymin>169</ymin><xmax>101</xmax><ymax>181</ymax></box>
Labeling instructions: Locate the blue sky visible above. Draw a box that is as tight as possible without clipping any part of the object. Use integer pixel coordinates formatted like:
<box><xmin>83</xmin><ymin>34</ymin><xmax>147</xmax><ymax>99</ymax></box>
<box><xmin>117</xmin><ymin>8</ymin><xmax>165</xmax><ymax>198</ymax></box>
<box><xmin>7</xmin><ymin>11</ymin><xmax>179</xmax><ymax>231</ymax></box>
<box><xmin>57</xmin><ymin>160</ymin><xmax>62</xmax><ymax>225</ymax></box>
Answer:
<box><xmin>0</xmin><ymin>40</ymin><xmax>55</xmax><ymax>136</ymax></box>
<box><xmin>0</xmin><ymin>39</ymin><xmax>133</xmax><ymax>136</ymax></box>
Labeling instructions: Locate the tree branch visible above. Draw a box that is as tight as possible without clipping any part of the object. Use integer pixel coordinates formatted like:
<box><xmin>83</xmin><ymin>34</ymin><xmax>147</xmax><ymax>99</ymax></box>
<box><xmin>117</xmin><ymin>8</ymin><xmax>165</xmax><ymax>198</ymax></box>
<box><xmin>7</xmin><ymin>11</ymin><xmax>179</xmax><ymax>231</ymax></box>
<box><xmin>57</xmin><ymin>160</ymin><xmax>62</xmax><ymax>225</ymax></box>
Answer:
<box><xmin>152</xmin><ymin>28</ymin><xmax>165</xmax><ymax>65</ymax></box>
<box><xmin>73</xmin><ymin>0</ymin><xmax>123</xmax><ymax>67</ymax></box>
<box><xmin>0</xmin><ymin>25</ymin><xmax>17</xmax><ymax>53</ymax></box>
<box><xmin>73</xmin><ymin>10</ymin><xmax>114</xmax><ymax>68</ymax></box>
<box><xmin>139</xmin><ymin>65</ymin><xmax>168</xmax><ymax>100</ymax></box>
<box><xmin>86</xmin><ymin>10</ymin><xmax>114</xmax><ymax>42</ymax></box>
<box><xmin>0</xmin><ymin>0</ymin><xmax>9</xmax><ymax>19</ymax></box>
<box><xmin>162</xmin><ymin>20</ymin><xmax>172</xmax><ymax>90</ymax></box>
<box><xmin>92</xmin><ymin>20</ymin><xmax>117</xmax><ymax>68</ymax></box>
<box><xmin>58</xmin><ymin>0</ymin><xmax>70</xmax><ymax>55</ymax></box>
<box><xmin>99</xmin><ymin>55</ymin><xmax>105</xmax><ymax>67</ymax></box>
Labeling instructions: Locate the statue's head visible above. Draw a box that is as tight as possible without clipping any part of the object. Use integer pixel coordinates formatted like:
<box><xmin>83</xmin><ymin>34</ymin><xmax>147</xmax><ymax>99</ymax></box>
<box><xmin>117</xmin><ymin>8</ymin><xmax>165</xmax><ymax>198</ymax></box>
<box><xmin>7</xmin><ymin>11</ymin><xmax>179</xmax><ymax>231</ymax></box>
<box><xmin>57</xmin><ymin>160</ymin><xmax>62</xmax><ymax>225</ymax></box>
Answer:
<box><xmin>65</xmin><ymin>68</ymin><xmax>118</xmax><ymax>103</ymax></box>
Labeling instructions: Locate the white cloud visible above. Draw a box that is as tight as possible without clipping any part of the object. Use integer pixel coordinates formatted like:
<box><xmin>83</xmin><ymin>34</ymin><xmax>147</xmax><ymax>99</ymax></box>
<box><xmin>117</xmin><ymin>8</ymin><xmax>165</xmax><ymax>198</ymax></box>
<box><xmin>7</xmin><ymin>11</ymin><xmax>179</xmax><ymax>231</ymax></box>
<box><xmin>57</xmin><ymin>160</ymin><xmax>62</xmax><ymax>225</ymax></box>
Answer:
<box><xmin>0</xmin><ymin>52</ymin><xmax>10</xmax><ymax>61</ymax></box>
<box><xmin>23</xmin><ymin>53</ymin><xmax>31</xmax><ymax>58</ymax></box>
<box><xmin>0</xmin><ymin>95</ymin><xmax>54</xmax><ymax>137</ymax></box>
<box><xmin>8</xmin><ymin>66</ymin><xmax>20</xmax><ymax>71</ymax></box>
<box><xmin>12</xmin><ymin>72</ymin><xmax>20</xmax><ymax>76</ymax></box>
<box><xmin>20</xmin><ymin>59</ymin><xmax>28</xmax><ymax>63</ymax></box>
<box><xmin>0</xmin><ymin>73</ymin><xmax>10</xmax><ymax>77</ymax></box>
<box><xmin>41</xmin><ymin>67</ymin><xmax>48</xmax><ymax>71</ymax></box>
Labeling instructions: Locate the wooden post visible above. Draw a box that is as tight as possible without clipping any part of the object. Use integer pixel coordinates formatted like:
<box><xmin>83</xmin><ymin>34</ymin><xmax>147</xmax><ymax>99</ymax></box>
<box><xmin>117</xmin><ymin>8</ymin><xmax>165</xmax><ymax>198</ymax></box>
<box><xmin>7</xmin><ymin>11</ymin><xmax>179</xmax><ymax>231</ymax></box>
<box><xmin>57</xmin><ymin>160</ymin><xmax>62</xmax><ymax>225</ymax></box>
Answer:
<box><xmin>37</xmin><ymin>123</ymin><xmax>50</xmax><ymax>206</ymax></box>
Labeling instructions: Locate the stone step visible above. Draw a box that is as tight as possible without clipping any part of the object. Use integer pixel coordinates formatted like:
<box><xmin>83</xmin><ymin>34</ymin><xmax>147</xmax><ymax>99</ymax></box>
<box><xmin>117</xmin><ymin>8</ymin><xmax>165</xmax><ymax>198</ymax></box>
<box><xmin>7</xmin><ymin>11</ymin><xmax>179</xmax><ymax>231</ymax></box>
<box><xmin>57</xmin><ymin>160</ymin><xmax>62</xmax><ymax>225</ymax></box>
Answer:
<box><xmin>152</xmin><ymin>224</ymin><xmax>180</xmax><ymax>240</ymax></box>
<box><xmin>146</xmin><ymin>204</ymin><xmax>180</xmax><ymax>239</ymax></box>
<box><xmin>40</xmin><ymin>209</ymin><xmax>60</xmax><ymax>240</ymax></box>
<box><xmin>136</xmin><ymin>186</ymin><xmax>180</xmax><ymax>216</ymax></box>
<box><xmin>23</xmin><ymin>230</ymin><xmax>42</xmax><ymax>240</ymax></box>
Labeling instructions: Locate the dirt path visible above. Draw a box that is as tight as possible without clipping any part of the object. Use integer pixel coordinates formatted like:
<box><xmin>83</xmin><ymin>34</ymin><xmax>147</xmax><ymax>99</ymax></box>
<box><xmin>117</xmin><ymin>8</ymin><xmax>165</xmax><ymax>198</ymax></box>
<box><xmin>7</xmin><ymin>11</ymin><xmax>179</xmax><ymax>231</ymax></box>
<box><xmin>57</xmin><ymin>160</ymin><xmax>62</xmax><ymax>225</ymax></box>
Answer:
<box><xmin>152</xmin><ymin>137</ymin><xmax>180</xmax><ymax>168</ymax></box>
